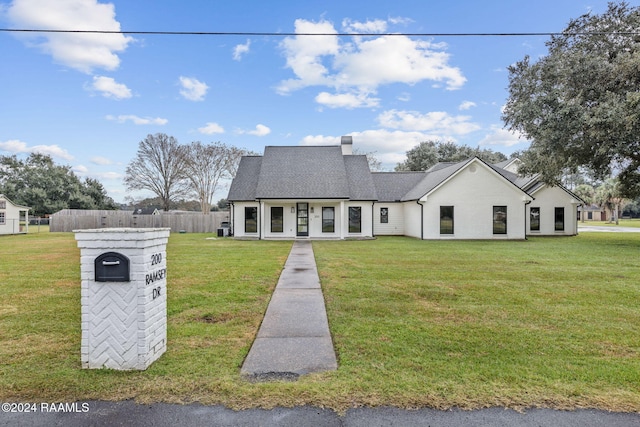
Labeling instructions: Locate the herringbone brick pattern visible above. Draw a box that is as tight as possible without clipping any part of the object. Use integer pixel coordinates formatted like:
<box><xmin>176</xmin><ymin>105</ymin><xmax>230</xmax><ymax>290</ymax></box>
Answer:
<box><xmin>85</xmin><ymin>282</ymin><xmax>138</xmax><ymax>369</ymax></box>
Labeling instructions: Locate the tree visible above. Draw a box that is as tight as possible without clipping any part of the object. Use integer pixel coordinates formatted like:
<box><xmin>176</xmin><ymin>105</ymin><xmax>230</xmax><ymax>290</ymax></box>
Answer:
<box><xmin>124</xmin><ymin>134</ymin><xmax>191</xmax><ymax>211</ymax></box>
<box><xmin>395</xmin><ymin>141</ymin><xmax>439</xmax><ymax>171</ymax></box>
<box><xmin>503</xmin><ymin>2</ymin><xmax>640</xmax><ymax>198</ymax></box>
<box><xmin>184</xmin><ymin>142</ymin><xmax>247</xmax><ymax>214</ymax></box>
<box><xmin>622</xmin><ymin>197</ymin><xmax>640</xmax><ymax>218</ymax></box>
<box><xmin>81</xmin><ymin>178</ymin><xmax>118</xmax><ymax>210</ymax></box>
<box><xmin>595</xmin><ymin>178</ymin><xmax>627</xmax><ymax>224</ymax></box>
<box><xmin>0</xmin><ymin>153</ymin><xmax>116</xmax><ymax>216</ymax></box>
<box><xmin>395</xmin><ymin>140</ymin><xmax>507</xmax><ymax>171</ymax></box>
<box><xmin>216</xmin><ymin>198</ymin><xmax>229</xmax><ymax>211</ymax></box>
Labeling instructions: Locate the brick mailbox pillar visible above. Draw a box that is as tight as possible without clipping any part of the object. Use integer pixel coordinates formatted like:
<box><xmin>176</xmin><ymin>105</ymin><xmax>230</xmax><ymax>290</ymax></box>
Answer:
<box><xmin>75</xmin><ymin>228</ymin><xmax>171</xmax><ymax>370</ymax></box>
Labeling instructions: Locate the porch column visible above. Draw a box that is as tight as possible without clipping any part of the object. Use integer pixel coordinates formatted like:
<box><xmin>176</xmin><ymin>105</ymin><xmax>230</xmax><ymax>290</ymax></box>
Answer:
<box><xmin>340</xmin><ymin>201</ymin><xmax>345</xmax><ymax>240</ymax></box>
<box><xmin>259</xmin><ymin>201</ymin><xmax>265</xmax><ymax>240</ymax></box>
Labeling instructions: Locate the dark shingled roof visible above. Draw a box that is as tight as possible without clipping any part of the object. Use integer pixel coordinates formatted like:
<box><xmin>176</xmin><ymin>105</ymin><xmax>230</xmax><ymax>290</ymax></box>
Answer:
<box><xmin>229</xmin><ymin>150</ymin><xmax>562</xmax><ymax>204</ymax></box>
<box><xmin>255</xmin><ymin>146</ymin><xmax>350</xmax><ymax>199</ymax></box>
<box><xmin>344</xmin><ymin>155</ymin><xmax>378</xmax><ymax>200</ymax></box>
<box><xmin>227</xmin><ymin>156</ymin><xmax>262</xmax><ymax>201</ymax></box>
<box><xmin>371</xmin><ymin>172</ymin><xmax>425</xmax><ymax>202</ymax></box>
<box><xmin>486</xmin><ymin>162</ymin><xmax>536</xmax><ymax>189</ymax></box>
<box><xmin>402</xmin><ymin>160</ymin><xmax>470</xmax><ymax>201</ymax></box>
<box><xmin>229</xmin><ymin>146</ymin><xmax>376</xmax><ymax>201</ymax></box>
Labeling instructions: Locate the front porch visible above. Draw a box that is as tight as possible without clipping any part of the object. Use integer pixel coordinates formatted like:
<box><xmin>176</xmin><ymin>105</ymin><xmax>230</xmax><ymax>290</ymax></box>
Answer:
<box><xmin>230</xmin><ymin>200</ymin><xmax>374</xmax><ymax>240</ymax></box>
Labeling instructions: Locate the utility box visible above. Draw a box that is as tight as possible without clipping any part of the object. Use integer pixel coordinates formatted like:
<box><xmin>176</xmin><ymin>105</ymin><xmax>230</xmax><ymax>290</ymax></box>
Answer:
<box><xmin>75</xmin><ymin>228</ymin><xmax>171</xmax><ymax>370</ymax></box>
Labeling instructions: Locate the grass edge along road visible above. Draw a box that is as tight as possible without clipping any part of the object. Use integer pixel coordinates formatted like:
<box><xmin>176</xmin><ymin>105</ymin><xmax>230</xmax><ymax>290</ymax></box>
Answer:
<box><xmin>0</xmin><ymin>231</ymin><xmax>638</xmax><ymax>413</ymax></box>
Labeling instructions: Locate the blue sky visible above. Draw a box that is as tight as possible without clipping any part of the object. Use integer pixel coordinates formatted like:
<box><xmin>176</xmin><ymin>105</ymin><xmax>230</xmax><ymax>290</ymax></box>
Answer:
<box><xmin>1</xmin><ymin>0</ymin><xmax>636</xmax><ymax>203</ymax></box>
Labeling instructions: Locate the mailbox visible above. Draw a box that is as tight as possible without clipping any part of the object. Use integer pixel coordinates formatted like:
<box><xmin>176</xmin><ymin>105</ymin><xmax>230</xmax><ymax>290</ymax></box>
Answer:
<box><xmin>95</xmin><ymin>252</ymin><xmax>130</xmax><ymax>282</ymax></box>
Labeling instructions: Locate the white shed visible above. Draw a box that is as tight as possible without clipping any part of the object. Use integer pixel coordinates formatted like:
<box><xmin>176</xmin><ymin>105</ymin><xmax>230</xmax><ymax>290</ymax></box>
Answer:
<box><xmin>0</xmin><ymin>194</ymin><xmax>30</xmax><ymax>235</ymax></box>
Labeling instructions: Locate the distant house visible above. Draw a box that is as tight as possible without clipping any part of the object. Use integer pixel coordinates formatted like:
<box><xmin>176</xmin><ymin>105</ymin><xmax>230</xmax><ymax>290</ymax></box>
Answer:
<box><xmin>0</xmin><ymin>194</ymin><xmax>30</xmax><ymax>235</ymax></box>
<box><xmin>578</xmin><ymin>204</ymin><xmax>607</xmax><ymax>221</ymax></box>
<box><xmin>227</xmin><ymin>137</ymin><xmax>583</xmax><ymax>240</ymax></box>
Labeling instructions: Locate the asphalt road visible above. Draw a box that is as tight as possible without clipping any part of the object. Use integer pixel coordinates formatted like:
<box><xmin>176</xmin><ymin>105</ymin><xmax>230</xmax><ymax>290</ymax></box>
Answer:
<box><xmin>1</xmin><ymin>401</ymin><xmax>639</xmax><ymax>427</ymax></box>
<box><xmin>578</xmin><ymin>225</ymin><xmax>640</xmax><ymax>232</ymax></box>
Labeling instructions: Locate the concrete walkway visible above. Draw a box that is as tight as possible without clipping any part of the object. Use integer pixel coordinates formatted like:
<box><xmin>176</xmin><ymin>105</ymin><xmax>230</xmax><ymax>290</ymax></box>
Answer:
<box><xmin>241</xmin><ymin>240</ymin><xmax>337</xmax><ymax>377</ymax></box>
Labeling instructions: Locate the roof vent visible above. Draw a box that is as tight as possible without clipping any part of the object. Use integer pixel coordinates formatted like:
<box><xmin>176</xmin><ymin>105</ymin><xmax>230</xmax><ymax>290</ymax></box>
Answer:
<box><xmin>341</xmin><ymin>136</ymin><xmax>353</xmax><ymax>155</ymax></box>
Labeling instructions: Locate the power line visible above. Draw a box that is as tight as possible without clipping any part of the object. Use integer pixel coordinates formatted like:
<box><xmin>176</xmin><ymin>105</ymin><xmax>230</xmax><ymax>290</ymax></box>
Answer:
<box><xmin>1</xmin><ymin>28</ymin><xmax>639</xmax><ymax>37</ymax></box>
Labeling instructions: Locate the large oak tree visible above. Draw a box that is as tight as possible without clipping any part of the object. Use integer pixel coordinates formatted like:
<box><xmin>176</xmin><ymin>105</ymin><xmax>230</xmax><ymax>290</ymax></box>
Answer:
<box><xmin>503</xmin><ymin>2</ymin><xmax>640</xmax><ymax>197</ymax></box>
<box><xmin>0</xmin><ymin>153</ymin><xmax>116</xmax><ymax>216</ymax></box>
<box><xmin>395</xmin><ymin>140</ymin><xmax>507</xmax><ymax>171</ymax></box>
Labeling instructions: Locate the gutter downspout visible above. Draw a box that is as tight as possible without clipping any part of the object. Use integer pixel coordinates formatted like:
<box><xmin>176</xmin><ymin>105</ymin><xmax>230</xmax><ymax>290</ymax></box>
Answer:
<box><xmin>524</xmin><ymin>199</ymin><xmax>532</xmax><ymax>240</ymax></box>
<box><xmin>416</xmin><ymin>200</ymin><xmax>425</xmax><ymax>240</ymax></box>
<box><xmin>371</xmin><ymin>202</ymin><xmax>375</xmax><ymax>238</ymax></box>
<box><xmin>230</xmin><ymin>202</ymin><xmax>235</xmax><ymax>236</ymax></box>
<box><xmin>576</xmin><ymin>203</ymin><xmax>583</xmax><ymax>236</ymax></box>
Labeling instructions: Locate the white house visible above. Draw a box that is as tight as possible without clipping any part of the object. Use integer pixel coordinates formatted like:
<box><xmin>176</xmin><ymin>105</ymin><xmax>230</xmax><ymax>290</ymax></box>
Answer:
<box><xmin>227</xmin><ymin>137</ymin><xmax>582</xmax><ymax>240</ymax></box>
<box><xmin>0</xmin><ymin>194</ymin><xmax>30</xmax><ymax>235</ymax></box>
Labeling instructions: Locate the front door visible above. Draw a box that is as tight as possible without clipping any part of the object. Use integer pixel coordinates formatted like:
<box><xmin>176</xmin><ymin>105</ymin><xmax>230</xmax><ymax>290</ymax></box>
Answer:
<box><xmin>296</xmin><ymin>203</ymin><xmax>308</xmax><ymax>237</ymax></box>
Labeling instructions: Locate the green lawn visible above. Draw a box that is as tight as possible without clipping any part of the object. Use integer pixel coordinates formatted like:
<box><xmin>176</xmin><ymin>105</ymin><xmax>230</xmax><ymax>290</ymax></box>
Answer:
<box><xmin>0</xmin><ymin>231</ymin><xmax>638</xmax><ymax>412</ymax></box>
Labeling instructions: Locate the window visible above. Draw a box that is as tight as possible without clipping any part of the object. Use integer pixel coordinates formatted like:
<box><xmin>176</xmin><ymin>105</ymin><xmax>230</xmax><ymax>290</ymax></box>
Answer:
<box><xmin>349</xmin><ymin>206</ymin><xmax>361</xmax><ymax>233</ymax></box>
<box><xmin>244</xmin><ymin>206</ymin><xmax>257</xmax><ymax>233</ymax></box>
<box><xmin>555</xmin><ymin>207</ymin><xmax>565</xmax><ymax>231</ymax></box>
<box><xmin>440</xmin><ymin>206</ymin><xmax>454</xmax><ymax>234</ymax></box>
<box><xmin>271</xmin><ymin>207</ymin><xmax>283</xmax><ymax>233</ymax></box>
<box><xmin>530</xmin><ymin>207</ymin><xmax>540</xmax><ymax>231</ymax></box>
<box><xmin>493</xmin><ymin>206</ymin><xmax>507</xmax><ymax>234</ymax></box>
<box><xmin>322</xmin><ymin>207</ymin><xmax>335</xmax><ymax>232</ymax></box>
<box><xmin>0</xmin><ymin>200</ymin><xmax>5</xmax><ymax>209</ymax></box>
<box><xmin>0</xmin><ymin>212</ymin><xmax>4</xmax><ymax>225</ymax></box>
<box><xmin>380</xmin><ymin>207</ymin><xmax>388</xmax><ymax>224</ymax></box>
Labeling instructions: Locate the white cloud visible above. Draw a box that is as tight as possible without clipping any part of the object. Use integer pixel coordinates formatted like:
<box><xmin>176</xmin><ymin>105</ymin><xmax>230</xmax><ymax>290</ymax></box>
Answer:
<box><xmin>277</xmin><ymin>18</ymin><xmax>466</xmax><ymax>108</ymax></box>
<box><xmin>6</xmin><ymin>0</ymin><xmax>132</xmax><ymax>73</ymax></box>
<box><xmin>179</xmin><ymin>76</ymin><xmax>209</xmax><ymax>101</ymax></box>
<box><xmin>459</xmin><ymin>100</ymin><xmax>476</xmax><ymax>111</ymax></box>
<box><xmin>106</xmin><ymin>115</ymin><xmax>168</xmax><ymax>125</ymax></box>
<box><xmin>233</xmin><ymin>39</ymin><xmax>251</xmax><ymax>61</ymax></box>
<box><xmin>277</xmin><ymin>19</ymin><xmax>339</xmax><ymax>94</ymax></box>
<box><xmin>315</xmin><ymin>91</ymin><xmax>380</xmax><ymax>109</ymax></box>
<box><xmin>333</xmin><ymin>36</ymin><xmax>465</xmax><ymax>89</ymax></box>
<box><xmin>0</xmin><ymin>139</ymin><xmax>29</xmax><ymax>152</ymax></box>
<box><xmin>397</xmin><ymin>92</ymin><xmax>411</xmax><ymax>102</ymax></box>
<box><xmin>0</xmin><ymin>139</ymin><xmax>74</xmax><ymax>160</ymax></box>
<box><xmin>300</xmin><ymin>135</ymin><xmax>341</xmax><ymax>146</ymax></box>
<box><xmin>388</xmin><ymin>16</ymin><xmax>413</xmax><ymax>26</ymax></box>
<box><xmin>478</xmin><ymin>125</ymin><xmax>526</xmax><ymax>148</ymax></box>
<box><xmin>301</xmin><ymin>129</ymin><xmax>442</xmax><ymax>169</ymax></box>
<box><xmin>377</xmin><ymin>110</ymin><xmax>481</xmax><ymax>135</ymax></box>
<box><xmin>198</xmin><ymin>122</ymin><xmax>225</xmax><ymax>135</ymax></box>
<box><xmin>237</xmin><ymin>124</ymin><xmax>271</xmax><ymax>137</ymax></box>
<box><xmin>89</xmin><ymin>76</ymin><xmax>132</xmax><ymax>99</ymax></box>
<box><xmin>342</xmin><ymin>18</ymin><xmax>387</xmax><ymax>34</ymax></box>
<box><xmin>90</xmin><ymin>156</ymin><xmax>112</xmax><ymax>165</ymax></box>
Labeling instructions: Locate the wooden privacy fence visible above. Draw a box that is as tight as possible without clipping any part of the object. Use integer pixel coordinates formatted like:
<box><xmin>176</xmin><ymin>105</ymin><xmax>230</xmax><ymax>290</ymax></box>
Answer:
<box><xmin>50</xmin><ymin>209</ymin><xmax>230</xmax><ymax>233</ymax></box>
